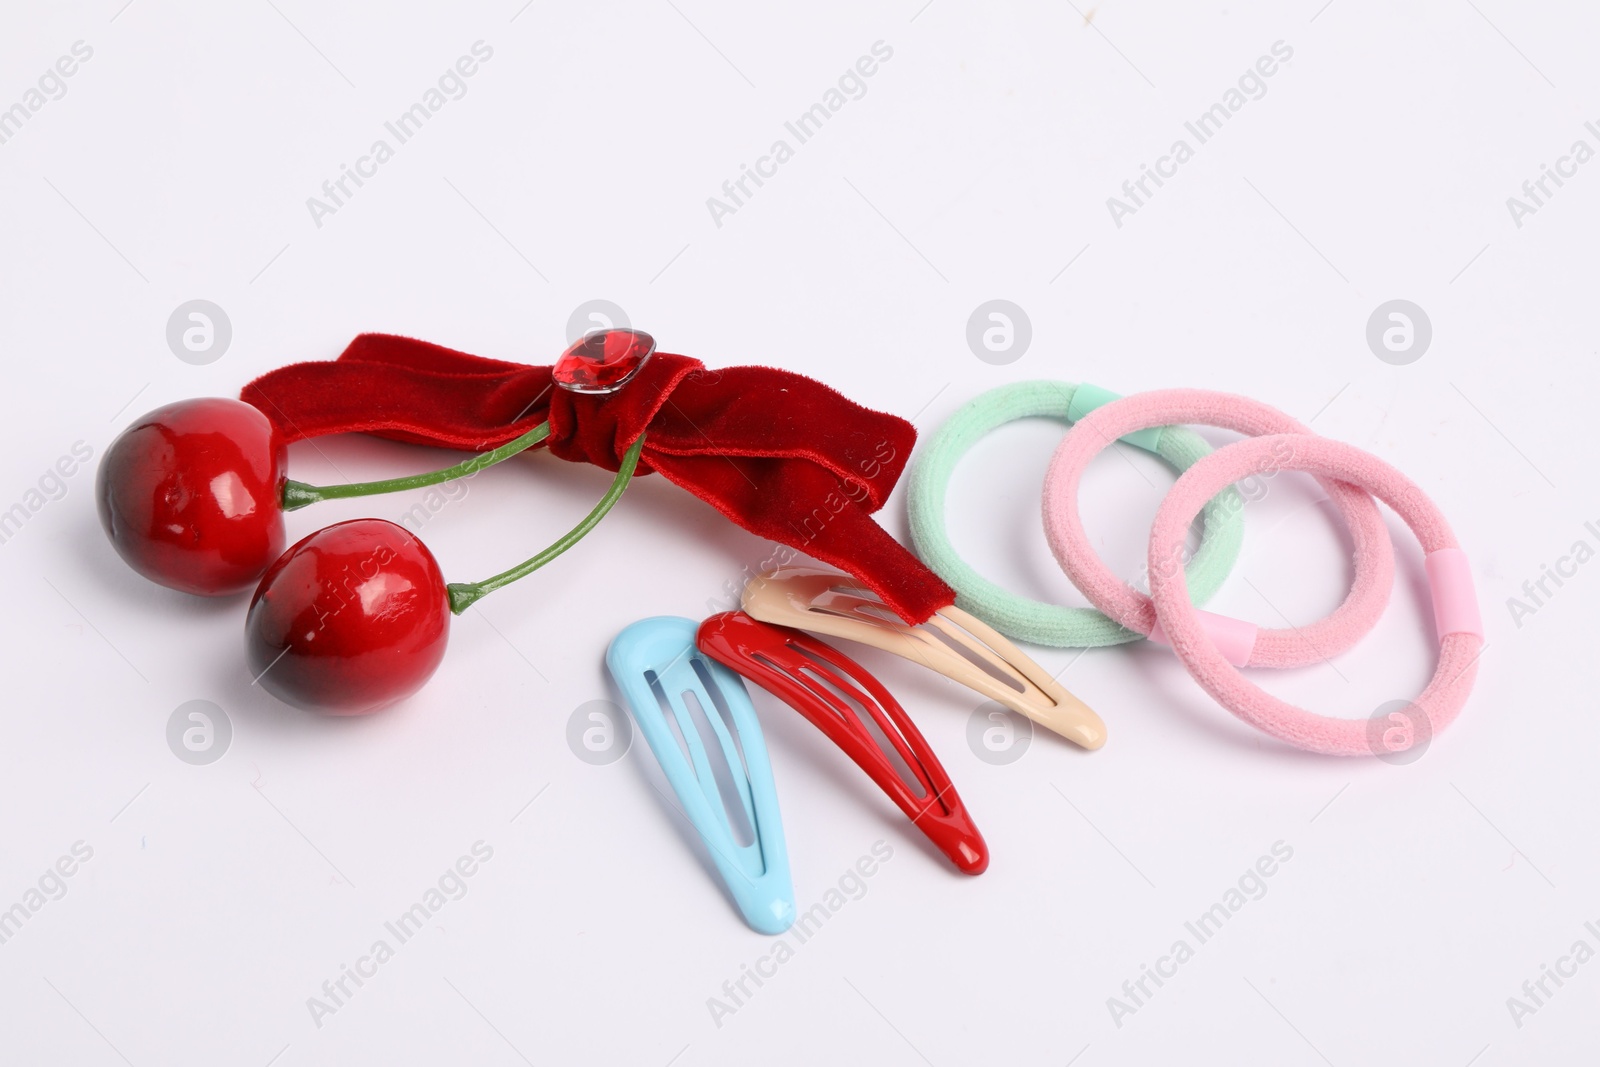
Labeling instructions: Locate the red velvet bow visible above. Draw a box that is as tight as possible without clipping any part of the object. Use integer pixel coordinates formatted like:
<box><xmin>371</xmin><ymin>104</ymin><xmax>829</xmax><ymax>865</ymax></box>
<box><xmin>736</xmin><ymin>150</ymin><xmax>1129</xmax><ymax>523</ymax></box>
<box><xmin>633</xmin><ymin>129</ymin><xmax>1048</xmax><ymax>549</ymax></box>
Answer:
<box><xmin>240</xmin><ymin>333</ymin><xmax>955</xmax><ymax>623</ymax></box>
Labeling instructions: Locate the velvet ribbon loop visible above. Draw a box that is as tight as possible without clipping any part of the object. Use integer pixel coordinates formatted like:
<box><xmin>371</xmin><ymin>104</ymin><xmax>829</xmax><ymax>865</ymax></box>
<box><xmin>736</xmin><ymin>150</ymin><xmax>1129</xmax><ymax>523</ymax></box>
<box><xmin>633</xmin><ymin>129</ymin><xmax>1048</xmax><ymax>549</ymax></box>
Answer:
<box><xmin>241</xmin><ymin>333</ymin><xmax>955</xmax><ymax>623</ymax></box>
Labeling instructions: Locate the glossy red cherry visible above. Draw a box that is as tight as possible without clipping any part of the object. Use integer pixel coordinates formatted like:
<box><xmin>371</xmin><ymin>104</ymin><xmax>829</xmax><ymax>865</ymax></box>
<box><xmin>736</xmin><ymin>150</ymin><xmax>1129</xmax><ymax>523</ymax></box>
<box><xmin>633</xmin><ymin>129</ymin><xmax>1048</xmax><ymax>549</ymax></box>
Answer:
<box><xmin>97</xmin><ymin>398</ymin><xmax>287</xmax><ymax>596</ymax></box>
<box><xmin>245</xmin><ymin>519</ymin><xmax>451</xmax><ymax>715</ymax></box>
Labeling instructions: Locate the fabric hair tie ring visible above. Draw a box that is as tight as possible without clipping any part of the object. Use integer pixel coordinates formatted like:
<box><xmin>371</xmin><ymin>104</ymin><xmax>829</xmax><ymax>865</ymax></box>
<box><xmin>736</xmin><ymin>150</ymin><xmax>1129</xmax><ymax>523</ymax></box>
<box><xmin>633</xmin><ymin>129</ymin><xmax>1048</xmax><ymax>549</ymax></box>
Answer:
<box><xmin>906</xmin><ymin>381</ymin><xmax>1246</xmax><ymax>647</ymax></box>
<box><xmin>1042</xmin><ymin>388</ymin><xmax>1396</xmax><ymax>669</ymax></box>
<box><xmin>1146</xmin><ymin>434</ymin><xmax>1482</xmax><ymax>756</ymax></box>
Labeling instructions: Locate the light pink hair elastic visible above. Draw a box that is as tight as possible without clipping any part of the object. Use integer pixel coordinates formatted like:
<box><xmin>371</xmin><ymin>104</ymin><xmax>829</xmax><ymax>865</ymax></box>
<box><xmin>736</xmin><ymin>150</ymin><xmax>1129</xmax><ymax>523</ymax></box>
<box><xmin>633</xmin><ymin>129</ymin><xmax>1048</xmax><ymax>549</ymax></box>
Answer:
<box><xmin>1146</xmin><ymin>434</ymin><xmax>1482</xmax><ymax>756</ymax></box>
<box><xmin>1042</xmin><ymin>389</ymin><xmax>1394</xmax><ymax>668</ymax></box>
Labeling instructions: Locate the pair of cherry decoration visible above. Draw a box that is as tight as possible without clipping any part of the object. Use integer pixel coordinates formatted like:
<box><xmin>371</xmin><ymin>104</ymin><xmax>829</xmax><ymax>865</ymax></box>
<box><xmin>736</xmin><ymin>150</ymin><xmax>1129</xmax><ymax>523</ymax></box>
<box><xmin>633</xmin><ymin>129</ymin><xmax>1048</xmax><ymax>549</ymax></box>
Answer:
<box><xmin>96</xmin><ymin>330</ymin><xmax>657</xmax><ymax>714</ymax></box>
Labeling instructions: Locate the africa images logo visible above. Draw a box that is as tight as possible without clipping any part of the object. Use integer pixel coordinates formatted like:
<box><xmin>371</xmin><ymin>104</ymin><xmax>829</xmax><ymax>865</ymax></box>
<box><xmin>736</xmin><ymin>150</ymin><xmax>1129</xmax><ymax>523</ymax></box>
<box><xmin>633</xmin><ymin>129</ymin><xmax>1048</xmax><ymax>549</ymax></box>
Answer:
<box><xmin>705</xmin><ymin>841</ymin><xmax>894</xmax><ymax>1027</ymax></box>
<box><xmin>1105</xmin><ymin>841</ymin><xmax>1294</xmax><ymax>1028</ymax></box>
<box><xmin>304</xmin><ymin>841</ymin><xmax>494</xmax><ymax>1028</ymax></box>
<box><xmin>1105</xmin><ymin>41</ymin><xmax>1294</xmax><ymax>228</ymax></box>
<box><xmin>1504</xmin><ymin>520</ymin><xmax>1600</xmax><ymax>630</ymax></box>
<box><xmin>0</xmin><ymin>41</ymin><xmax>94</xmax><ymax>147</ymax></box>
<box><xmin>705</xmin><ymin>41</ymin><xmax>895</xmax><ymax>228</ymax></box>
<box><xmin>304</xmin><ymin>42</ymin><xmax>494</xmax><ymax>228</ymax></box>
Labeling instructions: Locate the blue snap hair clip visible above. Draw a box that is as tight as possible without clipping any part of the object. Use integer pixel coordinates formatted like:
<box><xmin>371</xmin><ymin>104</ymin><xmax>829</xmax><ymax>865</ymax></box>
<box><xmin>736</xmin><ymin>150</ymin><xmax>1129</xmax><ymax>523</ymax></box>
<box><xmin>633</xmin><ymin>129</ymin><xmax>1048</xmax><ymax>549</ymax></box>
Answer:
<box><xmin>606</xmin><ymin>616</ymin><xmax>795</xmax><ymax>934</ymax></box>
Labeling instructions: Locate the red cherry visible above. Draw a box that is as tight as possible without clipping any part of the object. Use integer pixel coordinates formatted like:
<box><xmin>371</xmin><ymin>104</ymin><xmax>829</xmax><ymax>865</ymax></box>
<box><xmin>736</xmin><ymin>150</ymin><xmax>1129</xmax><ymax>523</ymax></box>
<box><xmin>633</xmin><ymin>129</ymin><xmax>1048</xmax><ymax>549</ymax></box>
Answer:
<box><xmin>245</xmin><ymin>519</ymin><xmax>451</xmax><ymax>715</ymax></box>
<box><xmin>97</xmin><ymin>398</ymin><xmax>287</xmax><ymax>596</ymax></box>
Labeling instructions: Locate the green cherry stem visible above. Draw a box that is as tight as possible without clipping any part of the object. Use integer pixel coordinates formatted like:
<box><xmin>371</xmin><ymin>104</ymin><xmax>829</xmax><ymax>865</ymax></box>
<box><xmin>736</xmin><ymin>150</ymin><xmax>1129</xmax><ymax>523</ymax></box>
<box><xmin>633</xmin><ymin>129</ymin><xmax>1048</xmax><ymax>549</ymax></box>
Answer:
<box><xmin>446</xmin><ymin>431</ymin><xmax>647</xmax><ymax>615</ymax></box>
<box><xmin>279</xmin><ymin>422</ymin><xmax>553</xmax><ymax>512</ymax></box>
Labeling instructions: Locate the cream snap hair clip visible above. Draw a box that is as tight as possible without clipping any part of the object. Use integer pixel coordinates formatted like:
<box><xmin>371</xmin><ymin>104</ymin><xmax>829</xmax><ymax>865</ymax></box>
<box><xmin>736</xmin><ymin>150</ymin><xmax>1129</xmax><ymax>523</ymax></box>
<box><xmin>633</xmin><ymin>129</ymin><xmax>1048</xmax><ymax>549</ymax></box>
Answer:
<box><xmin>741</xmin><ymin>568</ymin><xmax>1106</xmax><ymax>750</ymax></box>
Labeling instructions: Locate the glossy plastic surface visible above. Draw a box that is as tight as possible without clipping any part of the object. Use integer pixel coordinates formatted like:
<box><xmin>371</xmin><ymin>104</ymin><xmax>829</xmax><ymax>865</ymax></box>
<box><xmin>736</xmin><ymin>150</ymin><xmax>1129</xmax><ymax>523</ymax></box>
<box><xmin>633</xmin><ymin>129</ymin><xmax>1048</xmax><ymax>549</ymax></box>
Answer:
<box><xmin>743</xmin><ymin>568</ymin><xmax>1106</xmax><ymax>750</ymax></box>
<box><xmin>97</xmin><ymin>397</ymin><xmax>287</xmax><ymax>596</ymax></box>
<box><xmin>698</xmin><ymin>612</ymin><xmax>988</xmax><ymax>875</ymax></box>
<box><xmin>1425</xmin><ymin>548</ymin><xmax>1484</xmax><ymax>641</ymax></box>
<box><xmin>245</xmin><ymin>519</ymin><xmax>451</xmax><ymax>715</ymax></box>
<box><xmin>1148</xmin><ymin>610</ymin><xmax>1259</xmax><ymax>667</ymax></box>
<box><xmin>1064</xmin><ymin>383</ymin><xmax>1166</xmax><ymax>452</ymax></box>
<box><xmin>606</xmin><ymin>616</ymin><xmax>795</xmax><ymax>934</ymax></box>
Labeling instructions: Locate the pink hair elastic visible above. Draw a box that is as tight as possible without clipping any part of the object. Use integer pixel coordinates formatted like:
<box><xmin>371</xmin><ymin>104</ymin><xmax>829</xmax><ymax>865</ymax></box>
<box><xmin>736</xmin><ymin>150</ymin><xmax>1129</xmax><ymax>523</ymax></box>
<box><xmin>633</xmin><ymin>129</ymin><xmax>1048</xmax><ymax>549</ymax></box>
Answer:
<box><xmin>1146</xmin><ymin>434</ymin><xmax>1482</xmax><ymax>756</ymax></box>
<box><xmin>1042</xmin><ymin>388</ymin><xmax>1395</xmax><ymax>669</ymax></box>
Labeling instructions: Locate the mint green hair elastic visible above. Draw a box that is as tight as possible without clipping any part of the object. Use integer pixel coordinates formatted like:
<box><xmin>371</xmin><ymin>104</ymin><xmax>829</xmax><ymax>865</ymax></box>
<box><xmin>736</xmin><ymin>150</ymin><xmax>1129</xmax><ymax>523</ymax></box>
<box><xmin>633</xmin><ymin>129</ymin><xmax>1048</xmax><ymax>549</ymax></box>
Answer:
<box><xmin>906</xmin><ymin>381</ymin><xmax>1245</xmax><ymax>647</ymax></box>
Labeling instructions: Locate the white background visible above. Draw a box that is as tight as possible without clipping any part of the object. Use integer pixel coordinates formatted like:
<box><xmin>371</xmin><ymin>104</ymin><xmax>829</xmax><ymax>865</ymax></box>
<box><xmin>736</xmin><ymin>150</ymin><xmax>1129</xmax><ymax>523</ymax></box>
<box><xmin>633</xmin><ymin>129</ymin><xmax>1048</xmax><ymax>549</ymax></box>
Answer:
<box><xmin>1</xmin><ymin>1</ymin><xmax>1595</xmax><ymax>1064</ymax></box>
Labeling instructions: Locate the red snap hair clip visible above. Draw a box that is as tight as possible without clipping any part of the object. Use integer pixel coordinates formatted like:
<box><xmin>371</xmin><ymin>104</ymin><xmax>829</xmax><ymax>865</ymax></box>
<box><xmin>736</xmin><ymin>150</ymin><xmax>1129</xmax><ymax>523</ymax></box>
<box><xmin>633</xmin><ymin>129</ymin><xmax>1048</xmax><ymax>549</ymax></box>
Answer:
<box><xmin>696</xmin><ymin>611</ymin><xmax>988</xmax><ymax>875</ymax></box>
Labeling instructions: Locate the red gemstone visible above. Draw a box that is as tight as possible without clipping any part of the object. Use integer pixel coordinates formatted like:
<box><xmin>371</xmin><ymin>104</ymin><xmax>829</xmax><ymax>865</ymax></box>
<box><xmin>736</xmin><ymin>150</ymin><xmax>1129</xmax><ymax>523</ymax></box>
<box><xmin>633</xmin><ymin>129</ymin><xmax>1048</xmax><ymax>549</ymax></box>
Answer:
<box><xmin>552</xmin><ymin>329</ymin><xmax>655</xmax><ymax>393</ymax></box>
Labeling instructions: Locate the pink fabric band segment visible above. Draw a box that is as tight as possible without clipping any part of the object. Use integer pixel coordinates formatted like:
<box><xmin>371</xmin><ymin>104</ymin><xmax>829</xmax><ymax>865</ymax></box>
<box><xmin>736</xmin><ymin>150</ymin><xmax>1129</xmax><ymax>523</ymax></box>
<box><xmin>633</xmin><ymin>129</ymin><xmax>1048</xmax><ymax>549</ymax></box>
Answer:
<box><xmin>1042</xmin><ymin>388</ymin><xmax>1395</xmax><ymax>669</ymax></box>
<box><xmin>1147</xmin><ymin>434</ymin><xmax>1482</xmax><ymax>756</ymax></box>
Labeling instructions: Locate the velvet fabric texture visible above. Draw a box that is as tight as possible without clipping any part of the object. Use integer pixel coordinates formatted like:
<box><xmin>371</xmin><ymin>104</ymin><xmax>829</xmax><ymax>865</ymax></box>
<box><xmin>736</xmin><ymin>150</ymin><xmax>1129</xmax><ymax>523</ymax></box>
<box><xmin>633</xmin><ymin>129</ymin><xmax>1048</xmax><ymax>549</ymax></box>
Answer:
<box><xmin>907</xmin><ymin>380</ymin><xmax>1246</xmax><ymax>648</ymax></box>
<box><xmin>240</xmin><ymin>333</ymin><xmax>955</xmax><ymax>623</ymax></box>
<box><xmin>1147</xmin><ymin>433</ymin><xmax>1480</xmax><ymax>756</ymax></box>
<box><xmin>1042</xmin><ymin>388</ymin><xmax>1396</xmax><ymax>669</ymax></box>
